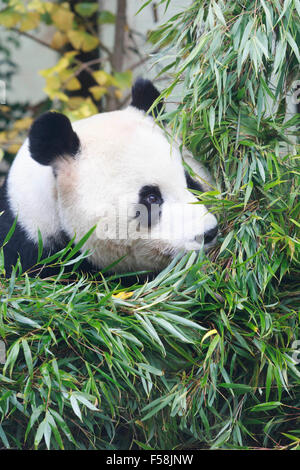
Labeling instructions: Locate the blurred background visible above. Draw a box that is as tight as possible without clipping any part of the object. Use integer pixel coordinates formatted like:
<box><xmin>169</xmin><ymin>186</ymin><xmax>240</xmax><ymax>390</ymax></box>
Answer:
<box><xmin>0</xmin><ymin>0</ymin><xmax>190</xmax><ymax>182</ymax></box>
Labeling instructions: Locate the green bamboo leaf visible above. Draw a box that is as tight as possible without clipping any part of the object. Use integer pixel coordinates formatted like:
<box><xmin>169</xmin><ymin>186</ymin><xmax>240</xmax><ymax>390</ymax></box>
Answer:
<box><xmin>160</xmin><ymin>311</ymin><xmax>207</xmax><ymax>330</ymax></box>
<box><xmin>72</xmin><ymin>392</ymin><xmax>99</xmax><ymax>411</ymax></box>
<box><xmin>295</xmin><ymin>0</ymin><xmax>300</xmax><ymax>18</ymax></box>
<box><xmin>49</xmin><ymin>409</ymin><xmax>76</xmax><ymax>445</ymax></box>
<box><xmin>34</xmin><ymin>416</ymin><xmax>50</xmax><ymax>449</ymax></box>
<box><xmin>273</xmin><ymin>40</ymin><xmax>287</xmax><ymax>74</ymax></box>
<box><xmin>239</xmin><ymin>18</ymin><xmax>254</xmax><ymax>52</ymax></box>
<box><xmin>219</xmin><ymin>231</ymin><xmax>234</xmax><ymax>254</ymax></box>
<box><xmin>260</xmin><ymin>0</ymin><xmax>273</xmax><ymax>30</ymax></box>
<box><xmin>250</xmin><ymin>401</ymin><xmax>282</xmax><ymax>412</ymax></box>
<box><xmin>219</xmin><ymin>383</ymin><xmax>253</xmax><ymax>393</ymax></box>
<box><xmin>22</xmin><ymin>339</ymin><xmax>33</xmax><ymax>377</ymax></box>
<box><xmin>212</xmin><ymin>1</ymin><xmax>226</xmax><ymax>25</ymax></box>
<box><xmin>209</xmin><ymin>106</ymin><xmax>215</xmax><ymax>135</ymax></box>
<box><xmin>3</xmin><ymin>216</ymin><xmax>17</xmax><ymax>245</ymax></box>
<box><xmin>137</xmin><ymin>363</ymin><xmax>164</xmax><ymax>376</ymax></box>
<box><xmin>70</xmin><ymin>394</ymin><xmax>82</xmax><ymax>421</ymax></box>
<box><xmin>37</xmin><ymin>229</ymin><xmax>43</xmax><ymax>264</ymax></box>
<box><xmin>244</xmin><ymin>180</ymin><xmax>253</xmax><ymax>206</ymax></box>
<box><xmin>266</xmin><ymin>362</ymin><xmax>274</xmax><ymax>401</ymax></box>
<box><xmin>141</xmin><ymin>393</ymin><xmax>175</xmax><ymax>421</ymax></box>
<box><xmin>3</xmin><ymin>341</ymin><xmax>20</xmax><ymax>377</ymax></box>
<box><xmin>63</xmin><ymin>226</ymin><xmax>96</xmax><ymax>262</ymax></box>
<box><xmin>150</xmin><ymin>317</ymin><xmax>194</xmax><ymax>343</ymax></box>
<box><xmin>205</xmin><ymin>334</ymin><xmax>220</xmax><ymax>361</ymax></box>
<box><xmin>286</xmin><ymin>31</ymin><xmax>300</xmax><ymax>61</ymax></box>
<box><xmin>8</xmin><ymin>311</ymin><xmax>41</xmax><ymax>329</ymax></box>
<box><xmin>0</xmin><ymin>424</ymin><xmax>10</xmax><ymax>448</ymax></box>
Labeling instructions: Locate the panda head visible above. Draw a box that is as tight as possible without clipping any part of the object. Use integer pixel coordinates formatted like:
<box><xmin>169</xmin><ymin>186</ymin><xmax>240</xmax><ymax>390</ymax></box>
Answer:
<box><xmin>26</xmin><ymin>78</ymin><xmax>218</xmax><ymax>273</ymax></box>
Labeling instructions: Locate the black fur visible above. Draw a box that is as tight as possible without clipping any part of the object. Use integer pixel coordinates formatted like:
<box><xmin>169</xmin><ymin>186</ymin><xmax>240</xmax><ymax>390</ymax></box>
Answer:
<box><xmin>138</xmin><ymin>185</ymin><xmax>163</xmax><ymax>228</ymax></box>
<box><xmin>29</xmin><ymin>111</ymin><xmax>80</xmax><ymax>166</ymax></box>
<box><xmin>184</xmin><ymin>173</ymin><xmax>218</xmax><ymax>243</ymax></box>
<box><xmin>0</xmin><ymin>180</ymin><xmax>96</xmax><ymax>278</ymax></box>
<box><xmin>185</xmin><ymin>171</ymin><xmax>203</xmax><ymax>194</ymax></box>
<box><xmin>131</xmin><ymin>78</ymin><xmax>163</xmax><ymax>117</ymax></box>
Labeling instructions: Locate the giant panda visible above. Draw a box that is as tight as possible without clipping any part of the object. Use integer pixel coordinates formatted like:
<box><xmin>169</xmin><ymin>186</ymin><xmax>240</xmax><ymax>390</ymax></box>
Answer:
<box><xmin>0</xmin><ymin>79</ymin><xmax>218</xmax><ymax>279</ymax></box>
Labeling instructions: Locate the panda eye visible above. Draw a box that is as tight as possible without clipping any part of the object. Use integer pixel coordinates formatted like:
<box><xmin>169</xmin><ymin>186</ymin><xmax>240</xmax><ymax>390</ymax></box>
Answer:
<box><xmin>137</xmin><ymin>185</ymin><xmax>163</xmax><ymax>228</ymax></box>
<box><xmin>139</xmin><ymin>185</ymin><xmax>163</xmax><ymax>206</ymax></box>
<box><xmin>145</xmin><ymin>193</ymin><xmax>160</xmax><ymax>204</ymax></box>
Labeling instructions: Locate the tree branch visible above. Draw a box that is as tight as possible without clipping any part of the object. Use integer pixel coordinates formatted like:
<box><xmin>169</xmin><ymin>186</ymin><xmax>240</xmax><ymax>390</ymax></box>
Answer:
<box><xmin>112</xmin><ymin>0</ymin><xmax>127</xmax><ymax>72</ymax></box>
<box><xmin>12</xmin><ymin>28</ymin><xmax>57</xmax><ymax>53</ymax></box>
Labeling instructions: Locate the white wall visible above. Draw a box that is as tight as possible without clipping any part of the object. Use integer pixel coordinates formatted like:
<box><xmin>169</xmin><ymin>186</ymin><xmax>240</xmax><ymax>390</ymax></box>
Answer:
<box><xmin>3</xmin><ymin>26</ymin><xmax>58</xmax><ymax>104</ymax></box>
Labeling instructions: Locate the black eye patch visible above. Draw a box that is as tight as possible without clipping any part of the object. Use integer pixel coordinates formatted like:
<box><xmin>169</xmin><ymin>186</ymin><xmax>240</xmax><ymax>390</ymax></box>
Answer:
<box><xmin>137</xmin><ymin>185</ymin><xmax>163</xmax><ymax>228</ymax></box>
<box><xmin>185</xmin><ymin>171</ymin><xmax>203</xmax><ymax>195</ymax></box>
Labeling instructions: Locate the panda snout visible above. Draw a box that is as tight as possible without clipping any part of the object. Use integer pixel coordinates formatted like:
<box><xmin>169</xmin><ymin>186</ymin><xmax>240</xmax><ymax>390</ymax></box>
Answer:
<box><xmin>195</xmin><ymin>225</ymin><xmax>218</xmax><ymax>245</ymax></box>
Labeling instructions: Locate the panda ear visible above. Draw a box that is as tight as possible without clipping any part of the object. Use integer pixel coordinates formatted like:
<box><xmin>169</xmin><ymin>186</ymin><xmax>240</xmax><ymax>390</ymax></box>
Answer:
<box><xmin>29</xmin><ymin>111</ymin><xmax>80</xmax><ymax>166</ymax></box>
<box><xmin>131</xmin><ymin>78</ymin><xmax>163</xmax><ymax>117</ymax></box>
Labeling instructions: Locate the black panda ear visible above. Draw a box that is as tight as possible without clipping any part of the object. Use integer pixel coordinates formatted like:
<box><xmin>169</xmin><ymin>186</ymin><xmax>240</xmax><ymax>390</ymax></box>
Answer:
<box><xmin>131</xmin><ymin>78</ymin><xmax>163</xmax><ymax>117</ymax></box>
<box><xmin>29</xmin><ymin>111</ymin><xmax>80</xmax><ymax>166</ymax></box>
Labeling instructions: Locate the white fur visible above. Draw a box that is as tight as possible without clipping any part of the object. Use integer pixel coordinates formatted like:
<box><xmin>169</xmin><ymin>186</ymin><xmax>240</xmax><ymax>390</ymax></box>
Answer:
<box><xmin>7</xmin><ymin>140</ymin><xmax>60</xmax><ymax>244</ymax></box>
<box><xmin>8</xmin><ymin>106</ymin><xmax>217</xmax><ymax>273</ymax></box>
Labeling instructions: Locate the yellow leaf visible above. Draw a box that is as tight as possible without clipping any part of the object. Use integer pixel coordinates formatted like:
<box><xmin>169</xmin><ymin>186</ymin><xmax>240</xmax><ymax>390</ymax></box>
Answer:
<box><xmin>10</xmin><ymin>0</ymin><xmax>26</xmax><ymax>13</ymax></box>
<box><xmin>59</xmin><ymin>70</ymin><xmax>81</xmax><ymax>91</ymax></box>
<box><xmin>45</xmin><ymin>53</ymin><xmax>77</xmax><ymax>76</ymax></box>
<box><xmin>19</xmin><ymin>12</ymin><xmax>40</xmax><ymax>31</ymax></box>
<box><xmin>92</xmin><ymin>70</ymin><xmax>112</xmax><ymax>87</ymax></box>
<box><xmin>81</xmin><ymin>33</ymin><xmax>99</xmax><ymax>52</ymax></box>
<box><xmin>7</xmin><ymin>144</ymin><xmax>21</xmax><ymax>154</ymax></box>
<box><xmin>0</xmin><ymin>132</ymin><xmax>7</xmax><ymax>144</ymax></box>
<box><xmin>64</xmin><ymin>51</ymin><xmax>78</xmax><ymax>61</ymax></box>
<box><xmin>51</xmin><ymin>31</ymin><xmax>68</xmax><ymax>50</ymax></box>
<box><xmin>43</xmin><ymin>87</ymin><xmax>69</xmax><ymax>102</ymax></box>
<box><xmin>79</xmin><ymin>99</ymin><xmax>98</xmax><ymax>117</ymax></box>
<box><xmin>51</xmin><ymin>8</ymin><xmax>74</xmax><ymax>32</ymax></box>
<box><xmin>113</xmin><ymin>291</ymin><xmax>134</xmax><ymax>300</ymax></box>
<box><xmin>6</xmin><ymin>130</ymin><xmax>18</xmax><ymax>140</ymax></box>
<box><xmin>0</xmin><ymin>9</ymin><xmax>21</xmax><ymax>28</ymax></box>
<box><xmin>89</xmin><ymin>85</ymin><xmax>107</xmax><ymax>101</ymax></box>
<box><xmin>55</xmin><ymin>57</ymin><xmax>73</xmax><ymax>73</ymax></box>
<box><xmin>59</xmin><ymin>69</ymin><xmax>72</xmax><ymax>81</ymax></box>
<box><xmin>67</xmin><ymin>30</ymin><xmax>84</xmax><ymax>50</ymax></box>
<box><xmin>13</xmin><ymin>117</ymin><xmax>33</xmax><ymax>131</ymax></box>
<box><xmin>201</xmin><ymin>329</ymin><xmax>218</xmax><ymax>344</ymax></box>
<box><xmin>67</xmin><ymin>30</ymin><xmax>99</xmax><ymax>52</ymax></box>
<box><xmin>67</xmin><ymin>96</ymin><xmax>85</xmax><ymax>109</ymax></box>
<box><xmin>44</xmin><ymin>2</ymin><xmax>55</xmax><ymax>14</ymax></box>
<box><xmin>45</xmin><ymin>75</ymin><xmax>61</xmax><ymax>90</ymax></box>
<box><xmin>0</xmin><ymin>105</ymin><xmax>10</xmax><ymax>113</ymax></box>
<box><xmin>65</xmin><ymin>98</ymin><xmax>98</xmax><ymax>120</ymax></box>
<box><xmin>61</xmin><ymin>2</ymin><xmax>72</xmax><ymax>10</ymax></box>
<box><xmin>65</xmin><ymin>77</ymin><xmax>81</xmax><ymax>91</ymax></box>
<box><xmin>27</xmin><ymin>0</ymin><xmax>48</xmax><ymax>13</ymax></box>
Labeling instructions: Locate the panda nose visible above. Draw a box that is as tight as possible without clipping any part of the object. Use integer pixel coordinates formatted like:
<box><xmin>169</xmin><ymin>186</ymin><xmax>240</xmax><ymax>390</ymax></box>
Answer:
<box><xmin>203</xmin><ymin>226</ymin><xmax>218</xmax><ymax>244</ymax></box>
